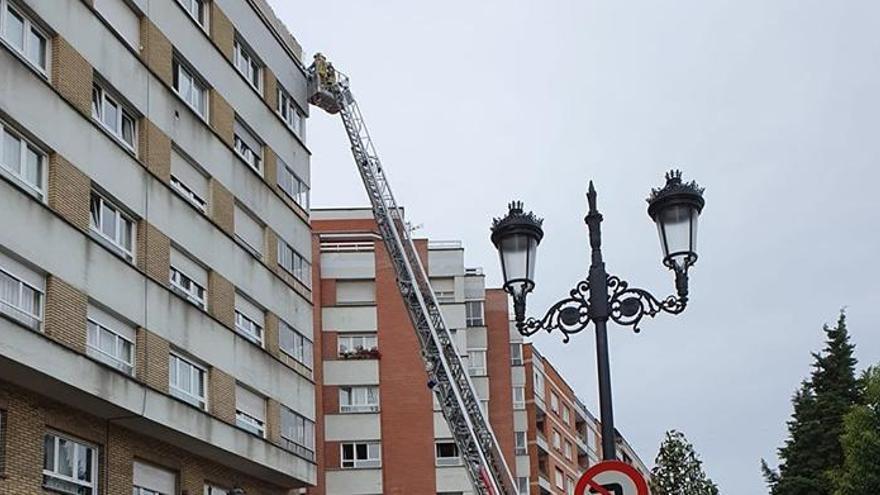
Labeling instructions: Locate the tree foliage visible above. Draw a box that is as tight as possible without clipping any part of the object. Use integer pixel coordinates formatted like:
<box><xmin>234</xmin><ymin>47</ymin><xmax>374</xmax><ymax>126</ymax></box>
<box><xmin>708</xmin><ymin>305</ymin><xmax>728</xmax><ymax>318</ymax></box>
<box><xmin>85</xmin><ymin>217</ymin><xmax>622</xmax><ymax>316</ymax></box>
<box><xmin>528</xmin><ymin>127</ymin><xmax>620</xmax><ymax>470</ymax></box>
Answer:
<box><xmin>650</xmin><ymin>430</ymin><xmax>719</xmax><ymax>495</ymax></box>
<box><xmin>763</xmin><ymin>311</ymin><xmax>860</xmax><ymax>495</ymax></box>
<box><xmin>833</xmin><ymin>366</ymin><xmax>880</xmax><ymax>495</ymax></box>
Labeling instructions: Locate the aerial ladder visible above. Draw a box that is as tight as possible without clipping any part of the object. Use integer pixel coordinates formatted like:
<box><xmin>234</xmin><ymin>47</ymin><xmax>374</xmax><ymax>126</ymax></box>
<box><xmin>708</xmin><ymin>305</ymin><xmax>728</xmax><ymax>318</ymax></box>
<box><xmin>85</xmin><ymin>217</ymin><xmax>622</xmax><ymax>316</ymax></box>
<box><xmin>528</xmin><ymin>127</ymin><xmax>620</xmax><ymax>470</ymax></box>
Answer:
<box><xmin>308</xmin><ymin>55</ymin><xmax>519</xmax><ymax>495</ymax></box>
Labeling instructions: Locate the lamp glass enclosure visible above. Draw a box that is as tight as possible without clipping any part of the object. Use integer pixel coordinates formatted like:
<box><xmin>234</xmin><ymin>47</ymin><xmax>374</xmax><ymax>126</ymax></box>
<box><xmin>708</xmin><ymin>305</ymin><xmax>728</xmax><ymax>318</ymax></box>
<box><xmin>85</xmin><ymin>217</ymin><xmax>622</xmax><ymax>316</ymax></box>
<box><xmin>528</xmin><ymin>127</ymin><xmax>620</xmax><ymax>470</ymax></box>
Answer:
<box><xmin>655</xmin><ymin>203</ymin><xmax>699</xmax><ymax>270</ymax></box>
<box><xmin>498</xmin><ymin>233</ymin><xmax>538</xmax><ymax>298</ymax></box>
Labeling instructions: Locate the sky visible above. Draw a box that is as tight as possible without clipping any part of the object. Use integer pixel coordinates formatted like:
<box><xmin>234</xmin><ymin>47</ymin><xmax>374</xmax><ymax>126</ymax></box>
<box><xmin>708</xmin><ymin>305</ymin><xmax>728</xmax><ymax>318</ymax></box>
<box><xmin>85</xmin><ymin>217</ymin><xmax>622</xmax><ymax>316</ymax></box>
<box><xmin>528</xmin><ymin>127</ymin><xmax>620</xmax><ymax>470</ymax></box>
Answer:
<box><xmin>269</xmin><ymin>1</ymin><xmax>880</xmax><ymax>492</ymax></box>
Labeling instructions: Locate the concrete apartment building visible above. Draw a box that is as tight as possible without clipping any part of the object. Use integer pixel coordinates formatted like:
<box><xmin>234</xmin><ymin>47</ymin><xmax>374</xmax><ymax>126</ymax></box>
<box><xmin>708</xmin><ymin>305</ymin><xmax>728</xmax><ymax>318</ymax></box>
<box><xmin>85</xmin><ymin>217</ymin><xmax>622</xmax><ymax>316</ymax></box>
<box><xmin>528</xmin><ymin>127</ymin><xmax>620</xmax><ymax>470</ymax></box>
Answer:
<box><xmin>0</xmin><ymin>0</ymin><xmax>316</xmax><ymax>493</ymax></box>
<box><xmin>519</xmin><ymin>344</ymin><xmax>649</xmax><ymax>494</ymax></box>
<box><xmin>309</xmin><ymin>208</ymin><xmax>519</xmax><ymax>495</ymax></box>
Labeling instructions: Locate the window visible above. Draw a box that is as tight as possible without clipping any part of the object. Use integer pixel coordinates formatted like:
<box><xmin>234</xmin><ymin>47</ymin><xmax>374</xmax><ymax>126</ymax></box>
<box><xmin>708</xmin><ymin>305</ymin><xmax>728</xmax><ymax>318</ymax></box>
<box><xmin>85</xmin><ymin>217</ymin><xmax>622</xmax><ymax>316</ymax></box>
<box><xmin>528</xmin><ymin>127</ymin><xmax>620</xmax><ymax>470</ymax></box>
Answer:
<box><xmin>90</xmin><ymin>193</ymin><xmax>134</xmax><ymax>260</ymax></box>
<box><xmin>431</xmin><ymin>277</ymin><xmax>454</xmax><ymax>302</ymax></box>
<box><xmin>0</xmin><ymin>121</ymin><xmax>44</xmax><ymax>198</ymax></box>
<box><xmin>514</xmin><ymin>431</ymin><xmax>527</xmax><ymax>456</ymax></box>
<box><xmin>339</xmin><ymin>386</ymin><xmax>379</xmax><ymax>413</ymax></box>
<box><xmin>587</xmin><ymin>427</ymin><xmax>598</xmax><ymax>453</ymax></box>
<box><xmin>233</xmin><ymin>38</ymin><xmax>262</xmax><ymax>92</ymax></box>
<box><xmin>43</xmin><ymin>433</ymin><xmax>98</xmax><ymax>494</ymax></box>
<box><xmin>517</xmin><ymin>477</ymin><xmax>529</xmax><ymax>494</ymax></box>
<box><xmin>553</xmin><ymin>430</ymin><xmax>561</xmax><ymax>450</ymax></box>
<box><xmin>170</xmin><ymin>248</ymin><xmax>207</xmax><ymax>309</ymax></box>
<box><xmin>555</xmin><ymin>467</ymin><xmax>565</xmax><ymax>490</ymax></box>
<box><xmin>94</xmin><ymin>0</ymin><xmax>140</xmax><ymax>48</ymax></box>
<box><xmin>234</xmin><ymin>204</ymin><xmax>263</xmax><ymax>256</ymax></box>
<box><xmin>169</xmin><ymin>353</ymin><xmax>206</xmax><ymax>409</ymax></box>
<box><xmin>567</xmin><ymin>476</ymin><xmax>576</xmax><ymax>495</ymax></box>
<box><xmin>277</xmin><ymin>239</ymin><xmax>311</xmax><ymax>287</ymax></box>
<box><xmin>336</xmin><ymin>280</ymin><xmax>375</xmax><ymax>305</ymax></box>
<box><xmin>279</xmin><ymin>319</ymin><xmax>313</xmax><ymax>369</ymax></box>
<box><xmin>564</xmin><ymin>440</ymin><xmax>572</xmax><ymax>460</ymax></box>
<box><xmin>86</xmin><ymin>304</ymin><xmax>135</xmax><ymax>375</ymax></box>
<box><xmin>277</xmin><ymin>157</ymin><xmax>309</xmax><ymax>209</ymax></box>
<box><xmin>173</xmin><ymin>59</ymin><xmax>208</xmax><ymax>119</ymax></box>
<box><xmin>177</xmin><ymin>0</ymin><xmax>207</xmax><ymax>29</ymax></box>
<box><xmin>235</xmin><ymin>384</ymin><xmax>266</xmax><ymax>437</ymax></box>
<box><xmin>170</xmin><ymin>149</ymin><xmax>207</xmax><ymax>212</ymax></box>
<box><xmin>133</xmin><ymin>460</ymin><xmax>176</xmax><ymax>495</ymax></box>
<box><xmin>510</xmin><ymin>342</ymin><xmax>523</xmax><ymax>365</ymax></box>
<box><xmin>277</xmin><ymin>85</ymin><xmax>306</xmax><ymax>137</ymax></box>
<box><xmin>512</xmin><ymin>386</ymin><xmax>525</xmax><ymax>410</ymax></box>
<box><xmin>467</xmin><ymin>349</ymin><xmax>486</xmax><ymax>376</ymax></box>
<box><xmin>340</xmin><ymin>442</ymin><xmax>381</xmax><ymax>469</ymax></box>
<box><xmin>533</xmin><ymin>370</ymin><xmax>545</xmax><ymax>398</ymax></box>
<box><xmin>435</xmin><ymin>441</ymin><xmax>462</xmax><ymax>466</ymax></box>
<box><xmin>562</xmin><ymin>405</ymin><xmax>570</xmax><ymax>424</ymax></box>
<box><xmin>0</xmin><ymin>252</ymin><xmax>43</xmax><ymax>330</ymax></box>
<box><xmin>0</xmin><ymin>0</ymin><xmax>48</xmax><ymax>73</ymax></box>
<box><xmin>280</xmin><ymin>405</ymin><xmax>315</xmax><ymax>460</ymax></box>
<box><xmin>92</xmin><ymin>83</ymin><xmax>136</xmax><ymax>150</ymax></box>
<box><xmin>465</xmin><ymin>300</ymin><xmax>484</xmax><ymax>327</ymax></box>
<box><xmin>233</xmin><ymin>119</ymin><xmax>262</xmax><ymax>173</ymax></box>
<box><xmin>234</xmin><ymin>293</ymin><xmax>264</xmax><ymax>346</ymax></box>
<box><xmin>551</xmin><ymin>392</ymin><xmax>559</xmax><ymax>414</ymax></box>
<box><xmin>338</xmin><ymin>333</ymin><xmax>377</xmax><ymax>356</ymax></box>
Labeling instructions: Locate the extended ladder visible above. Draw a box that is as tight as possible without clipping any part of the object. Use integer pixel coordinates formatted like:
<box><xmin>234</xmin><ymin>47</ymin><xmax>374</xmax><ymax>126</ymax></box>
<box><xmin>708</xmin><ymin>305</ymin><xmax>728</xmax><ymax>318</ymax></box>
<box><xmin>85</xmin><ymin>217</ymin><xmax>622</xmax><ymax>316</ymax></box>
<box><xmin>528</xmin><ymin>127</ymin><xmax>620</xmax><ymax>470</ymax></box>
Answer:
<box><xmin>308</xmin><ymin>59</ymin><xmax>518</xmax><ymax>495</ymax></box>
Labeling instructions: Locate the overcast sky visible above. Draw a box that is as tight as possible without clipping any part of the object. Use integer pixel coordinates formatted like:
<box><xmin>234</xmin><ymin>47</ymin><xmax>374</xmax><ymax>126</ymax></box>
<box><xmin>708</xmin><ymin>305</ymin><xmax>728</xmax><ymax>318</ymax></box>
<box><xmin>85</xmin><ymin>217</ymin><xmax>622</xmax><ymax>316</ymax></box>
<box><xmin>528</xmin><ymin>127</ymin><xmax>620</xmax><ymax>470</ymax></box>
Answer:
<box><xmin>270</xmin><ymin>1</ymin><xmax>880</xmax><ymax>492</ymax></box>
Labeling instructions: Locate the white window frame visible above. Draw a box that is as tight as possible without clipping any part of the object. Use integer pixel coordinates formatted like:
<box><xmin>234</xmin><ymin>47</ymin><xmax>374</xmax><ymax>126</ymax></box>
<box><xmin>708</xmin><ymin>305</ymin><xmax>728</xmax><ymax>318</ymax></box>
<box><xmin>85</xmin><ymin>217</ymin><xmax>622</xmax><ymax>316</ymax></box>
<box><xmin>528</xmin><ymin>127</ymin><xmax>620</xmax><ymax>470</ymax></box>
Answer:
<box><xmin>0</xmin><ymin>265</ymin><xmax>42</xmax><ymax>330</ymax></box>
<box><xmin>87</xmin><ymin>318</ymin><xmax>134</xmax><ymax>374</ymax></box>
<box><xmin>235</xmin><ymin>409</ymin><xmax>265</xmax><ymax>438</ymax></box>
<box><xmin>277</xmin><ymin>240</ymin><xmax>311</xmax><ymax>287</ymax></box>
<box><xmin>465</xmin><ymin>300</ymin><xmax>484</xmax><ymax>327</ymax></box>
<box><xmin>468</xmin><ymin>349</ymin><xmax>487</xmax><ymax>376</ymax></box>
<box><xmin>340</xmin><ymin>442</ymin><xmax>381</xmax><ymax>469</ymax></box>
<box><xmin>337</xmin><ymin>333</ymin><xmax>378</xmax><ymax>356</ymax></box>
<box><xmin>339</xmin><ymin>386</ymin><xmax>380</xmax><ymax>413</ymax></box>
<box><xmin>42</xmin><ymin>432</ymin><xmax>98</xmax><ymax>495</ymax></box>
<box><xmin>555</xmin><ymin>467</ymin><xmax>565</xmax><ymax>490</ymax></box>
<box><xmin>276</xmin><ymin>85</ymin><xmax>305</xmax><ymax>138</ymax></box>
<box><xmin>562</xmin><ymin>405</ymin><xmax>570</xmax><ymax>424</ymax></box>
<box><xmin>510</xmin><ymin>342</ymin><xmax>523</xmax><ymax>366</ymax></box>
<box><xmin>517</xmin><ymin>477</ymin><xmax>529</xmax><ymax>494</ymax></box>
<box><xmin>551</xmin><ymin>393</ymin><xmax>560</xmax><ymax>414</ymax></box>
<box><xmin>169</xmin><ymin>266</ymin><xmax>206</xmax><ymax>309</ymax></box>
<box><xmin>173</xmin><ymin>59</ymin><xmax>208</xmax><ymax>121</ymax></box>
<box><xmin>0</xmin><ymin>0</ymin><xmax>49</xmax><ymax>75</ymax></box>
<box><xmin>512</xmin><ymin>386</ymin><xmax>525</xmax><ymax>410</ymax></box>
<box><xmin>169</xmin><ymin>353</ymin><xmax>207</xmax><ymax>409</ymax></box>
<box><xmin>553</xmin><ymin>430</ymin><xmax>561</xmax><ymax>450</ymax></box>
<box><xmin>0</xmin><ymin>121</ymin><xmax>45</xmax><ymax>198</ymax></box>
<box><xmin>90</xmin><ymin>193</ymin><xmax>135</xmax><ymax>261</ymax></box>
<box><xmin>234</xmin><ymin>133</ymin><xmax>262</xmax><ymax>173</ymax></box>
<box><xmin>564</xmin><ymin>439</ymin><xmax>573</xmax><ymax>460</ymax></box>
<box><xmin>170</xmin><ymin>175</ymin><xmax>206</xmax><ymax>212</ymax></box>
<box><xmin>435</xmin><ymin>441</ymin><xmax>463</xmax><ymax>467</ymax></box>
<box><xmin>234</xmin><ymin>310</ymin><xmax>263</xmax><ymax>346</ymax></box>
<box><xmin>176</xmin><ymin>0</ymin><xmax>207</xmax><ymax>30</ymax></box>
<box><xmin>233</xmin><ymin>38</ymin><xmax>262</xmax><ymax>92</ymax></box>
<box><xmin>92</xmin><ymin>83</ymin><xmax>137</xmax><ymax>151</ymax></box>
<box><xmin>280</xmin><ymin>405</ymin><xmax>315</xmax><ymax>460</ymax></box>
<box><xmin>279</xmin><ymin>320</ymin><xmax>313</xmax><ymax>370</ymax></box>
<box><xmin>277</xmin><ymin>159</ymin><xmax>309</xmax><ymax>210</ymax></box>
<box><xmin>514</xmin><ymin>431</ymin><xmax>527</xmax><ymax>456</ymax></box>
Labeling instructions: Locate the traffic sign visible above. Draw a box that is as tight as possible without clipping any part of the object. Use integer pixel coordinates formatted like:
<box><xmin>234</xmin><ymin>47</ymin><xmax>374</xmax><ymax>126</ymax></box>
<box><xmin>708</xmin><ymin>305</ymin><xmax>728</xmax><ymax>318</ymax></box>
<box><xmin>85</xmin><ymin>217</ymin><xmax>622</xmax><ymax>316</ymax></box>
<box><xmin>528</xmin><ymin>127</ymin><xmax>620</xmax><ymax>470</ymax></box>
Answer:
<box><xmin>574</xmin><ymin>460</ymin><xmax>650</xmax><ymax>495</ymax></box>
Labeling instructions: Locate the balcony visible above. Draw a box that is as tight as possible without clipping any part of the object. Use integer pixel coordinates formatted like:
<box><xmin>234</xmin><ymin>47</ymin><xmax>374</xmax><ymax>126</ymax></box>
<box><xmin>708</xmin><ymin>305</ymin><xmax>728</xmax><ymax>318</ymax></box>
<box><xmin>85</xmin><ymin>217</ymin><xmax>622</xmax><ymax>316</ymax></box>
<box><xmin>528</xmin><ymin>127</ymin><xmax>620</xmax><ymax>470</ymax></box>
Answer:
<box><xmin>537</xmin><ymin>473</ymin><xmax>554</xmax><ymax>494</ymax></box>
<box><xmin>536</xmin><ymin>431</ymin><xmax>549</xmax><ymax>454</ymax></box>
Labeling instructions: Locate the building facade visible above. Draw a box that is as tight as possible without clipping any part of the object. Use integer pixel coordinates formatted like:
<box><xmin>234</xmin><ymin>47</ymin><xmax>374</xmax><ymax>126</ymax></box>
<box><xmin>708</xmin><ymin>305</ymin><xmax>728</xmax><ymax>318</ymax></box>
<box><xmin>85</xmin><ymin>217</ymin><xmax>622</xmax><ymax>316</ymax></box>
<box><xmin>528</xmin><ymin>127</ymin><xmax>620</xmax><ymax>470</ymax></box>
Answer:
<box><xmin>0</xmin><ymin>0</ymin><xmax>315</xmax><ymax>493</ymax></box>
<box><xmin>309</xmin><ymin>208</ymin><xmax>518</xmax><ymax>495</ymax></box>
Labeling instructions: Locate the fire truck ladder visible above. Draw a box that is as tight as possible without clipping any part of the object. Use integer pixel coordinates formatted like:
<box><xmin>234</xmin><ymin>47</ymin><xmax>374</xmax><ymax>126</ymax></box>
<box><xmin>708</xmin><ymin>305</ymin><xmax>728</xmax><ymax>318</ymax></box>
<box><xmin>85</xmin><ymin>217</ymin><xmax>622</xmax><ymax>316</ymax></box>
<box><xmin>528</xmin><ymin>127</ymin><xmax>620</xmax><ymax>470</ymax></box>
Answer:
<box><xmin>308</xmin><ymin>60</ymin><xmax>518</xmax><ymax>495</ymax></box>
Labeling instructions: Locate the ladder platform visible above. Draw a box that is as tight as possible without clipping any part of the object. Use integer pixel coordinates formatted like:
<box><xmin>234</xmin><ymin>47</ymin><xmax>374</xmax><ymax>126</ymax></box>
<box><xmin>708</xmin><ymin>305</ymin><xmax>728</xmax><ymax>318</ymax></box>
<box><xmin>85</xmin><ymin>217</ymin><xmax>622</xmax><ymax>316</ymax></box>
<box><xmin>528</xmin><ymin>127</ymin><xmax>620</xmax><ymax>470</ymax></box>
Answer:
<box><xmin>309</xmin><ymin>87</ymin><xmax>341</xmax><ymax>114</ymax></box>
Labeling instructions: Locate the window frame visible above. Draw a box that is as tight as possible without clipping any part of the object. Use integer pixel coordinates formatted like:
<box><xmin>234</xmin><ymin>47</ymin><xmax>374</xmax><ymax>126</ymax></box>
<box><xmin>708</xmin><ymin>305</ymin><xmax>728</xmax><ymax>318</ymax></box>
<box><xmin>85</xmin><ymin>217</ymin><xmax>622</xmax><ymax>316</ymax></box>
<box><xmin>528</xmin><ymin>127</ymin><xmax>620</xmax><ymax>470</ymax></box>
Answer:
<box><xmin>340</xmin><ymin>441</ymin><xmax>381</xmax><ymax>469</ymax></box>
<box><xmin>176</xmin><ymin>0</ymin><xmax>208</xmax><ymax>30</ymax></box>
<box><xmin>276</xmin><ymin>85</ymin><xmax>305</xmax><ymax>138</ymax></box>
<box><xmin>514</xmin><ymin>431</ymin><xmax>527</xmax><ymax>456</ymax></box>
<box><xmin>512</xmin><ymin>386</ymin><xmax>525</xmax><ymax>410</ymax></box>
<box><xmin>89</xmin><ymin>192</ymin><xmax>135</xmax><ymax>261</ymax></box>
<box><xmin>510</xmin><ymin>342</ymin><xmax>523</xmax><ymax>366</ymax></box>
<box><xmin>279</xmin><ymin>320</ymin><xmax>313</xmax><ymax>370</ymax></box>
<box><xmin>86</xmin><ymin>317</ymin><xmax>134</xmax><ymax>374</ymax></box>
<box><xmin>280</xmin><ymin>405</ymin><xmax>315</xmax><ymax>460</ymax></box>
<box><xmin>233</xmin><ymin>38</ymin><xmax>262</xmax><ymax>92</ymax></box>
<box><xmin>234</xmin><ymin>309</ymin><xmax>263</xmax><ymax>346</ymax></box>
<box><xmin>467</xmin><ymin>349</ymin><xmax>487</xmax><ymax>376</ymax></box>
<box><xmin>169</xmin><ymin>266</ymin><xmax>207</xmax><ymax>309</ymax></box>
<box><xmin>434</xmin><ymin>441</ymin><xmax>463</xmax><ymax>467</ymax></box>
<box><xmin>0</xmin><ymin>120</ymin><xmax>45</xmax><ymax>198</ymax></box>
<box><xmin>465</xmin><ymin>300</ymin><xmax>485</xmax><ymax>327</ymax></box>
<box><xmin>235</xmin><ymin>409</ymin><xmax>265</xmax><ymax>438</ymax></box>
<box><xmin>338</xmin><ymin>385</ymin><xmax>380</xmax><ymax>414</ymax></box>
<box><xmin>233</xmin><ymin>132</ymin><xmax>262</xmax><ymax>173</ymax></box>
<box><xmin>173</xmin><ymin>58</ymin><xmax>209</xmax><ymax>121</ymax></box>
<box><xmin>0</xmin><ymin>0</ymin><xmax>49</xmax><ymax>75</ymax></box>
<box><xmin>169</xmin><ymin>352</ymin><xmax>207</xmax><ymax>409</ymax></box>
<box><xmin>0</xmin><ymin>264</ymin><xmax>42</xmax><ymax>330</ymax></box>
<box><xmin>170</xmin><ymin>175</ymin><xmax>207</xmax><ymax>212</ymax></box>
<box><xmin>91</xmin><ymin>83</ymin><xmax>137</xmax><ymax>152</ymax></box>
<box><xmin>276</xmin><ymin>239</ymin><xmax>311</xmax><ymax>287</ymax></box>
<box><xmin>337</xmin><ymin>333</ymin><xmax>378</xmax><ymax>356</ymax></box>
<box><xmin>277</xmin><ymin>158</ymin><xmax>310</xmax><ymax>210</ymax></box>
<box><xmin>42</xmin><ymin>432</ymin><xmax>99</xmax><ymax>495</ymax></box>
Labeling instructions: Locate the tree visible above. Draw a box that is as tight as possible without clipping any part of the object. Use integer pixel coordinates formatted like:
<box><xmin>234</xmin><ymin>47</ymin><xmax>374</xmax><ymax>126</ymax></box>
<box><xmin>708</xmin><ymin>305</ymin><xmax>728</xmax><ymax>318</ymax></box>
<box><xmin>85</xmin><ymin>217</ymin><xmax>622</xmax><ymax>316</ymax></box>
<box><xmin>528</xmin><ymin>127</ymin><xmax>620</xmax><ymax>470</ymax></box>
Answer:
<box><xmin>763</xmin><ymin>311</ymin><xmax>860</xmax><ymax>495</ymax></box>
<box><xmin>651</xmin><ymin>430</ymin><xmax>719</xmax><ymax>495</ymax></box>
<box><xmin>833</xmin><ymin>366</ymin><xmax>880</xmax><ymax>495</ymax></box>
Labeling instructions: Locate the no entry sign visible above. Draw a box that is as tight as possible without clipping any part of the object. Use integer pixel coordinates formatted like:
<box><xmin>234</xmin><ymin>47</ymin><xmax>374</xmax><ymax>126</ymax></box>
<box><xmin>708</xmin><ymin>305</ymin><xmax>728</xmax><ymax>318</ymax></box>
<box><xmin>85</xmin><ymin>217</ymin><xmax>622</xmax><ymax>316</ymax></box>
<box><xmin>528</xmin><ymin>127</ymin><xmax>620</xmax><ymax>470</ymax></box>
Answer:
<box><xmin>574</xmin><ymin>460</ymin><xmax>650</xmax><ymax>495</ymax></box>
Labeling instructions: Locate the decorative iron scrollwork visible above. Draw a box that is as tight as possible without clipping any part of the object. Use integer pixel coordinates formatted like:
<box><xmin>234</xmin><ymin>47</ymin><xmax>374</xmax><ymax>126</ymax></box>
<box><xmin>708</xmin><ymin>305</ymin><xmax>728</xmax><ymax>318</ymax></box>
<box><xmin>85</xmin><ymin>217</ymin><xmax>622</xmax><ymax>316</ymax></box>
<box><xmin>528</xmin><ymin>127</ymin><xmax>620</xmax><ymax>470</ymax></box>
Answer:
<box><xmin>519</xmin><ymin>280</ymin><xmax>592</xmax><ymax>342</ymax></box>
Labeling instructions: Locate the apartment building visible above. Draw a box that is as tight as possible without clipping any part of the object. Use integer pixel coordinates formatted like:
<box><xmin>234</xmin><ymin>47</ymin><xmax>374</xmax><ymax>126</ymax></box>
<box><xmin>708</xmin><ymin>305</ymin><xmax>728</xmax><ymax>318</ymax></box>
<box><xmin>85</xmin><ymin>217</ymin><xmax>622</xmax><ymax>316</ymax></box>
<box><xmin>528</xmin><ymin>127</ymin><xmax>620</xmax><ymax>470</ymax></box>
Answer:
<box><xmin>0</xmin><ymin>0</ymin><xmax>316</xmax><ymax>493</ymax></box>
<box><xmin>520</xmin><ymin>344</ymin><xmax>648</xmax><ymax>494</ymax></box>
<box><xmin>309</xmin><ymin>208</ymin><xmax>518</xmax><ymax>495</ymax></box>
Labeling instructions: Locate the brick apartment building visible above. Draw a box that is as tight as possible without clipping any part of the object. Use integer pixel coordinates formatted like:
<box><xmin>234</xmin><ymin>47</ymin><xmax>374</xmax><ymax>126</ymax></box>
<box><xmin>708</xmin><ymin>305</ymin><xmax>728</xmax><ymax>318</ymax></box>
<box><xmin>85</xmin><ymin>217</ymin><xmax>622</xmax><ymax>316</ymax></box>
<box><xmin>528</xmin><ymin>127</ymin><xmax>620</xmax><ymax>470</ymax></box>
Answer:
<box><xmin>0</xmin><ymin>0</ymin><xmax>316</xmax><ymax>493</ymax></box>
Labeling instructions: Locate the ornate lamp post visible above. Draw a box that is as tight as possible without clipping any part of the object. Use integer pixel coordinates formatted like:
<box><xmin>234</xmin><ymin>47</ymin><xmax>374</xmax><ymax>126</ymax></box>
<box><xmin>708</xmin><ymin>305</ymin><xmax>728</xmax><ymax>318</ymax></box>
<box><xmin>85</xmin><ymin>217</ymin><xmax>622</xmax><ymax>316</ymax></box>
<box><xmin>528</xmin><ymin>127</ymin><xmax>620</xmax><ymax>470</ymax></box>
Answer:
<box><xmin>490</xmin><ymin>170</ymin><xmax>705</xmax><ymax>461</ymax></box>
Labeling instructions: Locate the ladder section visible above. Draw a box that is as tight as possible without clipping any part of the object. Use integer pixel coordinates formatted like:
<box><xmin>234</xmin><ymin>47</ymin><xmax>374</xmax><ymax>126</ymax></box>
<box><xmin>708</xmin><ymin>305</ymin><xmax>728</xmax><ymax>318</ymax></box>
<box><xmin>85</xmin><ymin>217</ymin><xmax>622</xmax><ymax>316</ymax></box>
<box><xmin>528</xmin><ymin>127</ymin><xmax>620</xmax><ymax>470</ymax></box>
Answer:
<box><xmin>309</xmin><ymin>60</ymin><xmax>518</xmax><ymax>495</ymax></box>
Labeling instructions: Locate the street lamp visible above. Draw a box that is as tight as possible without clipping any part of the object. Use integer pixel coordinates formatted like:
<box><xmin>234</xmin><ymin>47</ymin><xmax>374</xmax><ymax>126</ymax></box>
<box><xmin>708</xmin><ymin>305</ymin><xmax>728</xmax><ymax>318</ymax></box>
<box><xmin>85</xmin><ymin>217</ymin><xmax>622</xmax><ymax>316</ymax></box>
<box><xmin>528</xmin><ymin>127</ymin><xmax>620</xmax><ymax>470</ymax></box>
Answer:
<box><xmin>490</xmin><ymin>169</ymin><xmax>705</xmax><ymax>461</ymax></box>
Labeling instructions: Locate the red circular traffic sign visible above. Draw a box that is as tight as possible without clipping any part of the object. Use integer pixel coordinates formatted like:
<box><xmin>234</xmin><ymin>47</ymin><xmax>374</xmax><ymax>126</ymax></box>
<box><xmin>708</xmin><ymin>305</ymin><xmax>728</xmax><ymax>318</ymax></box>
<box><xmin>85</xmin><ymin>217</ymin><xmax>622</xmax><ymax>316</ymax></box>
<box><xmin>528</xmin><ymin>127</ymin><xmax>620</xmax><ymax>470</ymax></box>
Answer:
<box><xmin>574</xmin><ymin>460</ymin><xmax>650</xmax><ymax>495</ymax></box>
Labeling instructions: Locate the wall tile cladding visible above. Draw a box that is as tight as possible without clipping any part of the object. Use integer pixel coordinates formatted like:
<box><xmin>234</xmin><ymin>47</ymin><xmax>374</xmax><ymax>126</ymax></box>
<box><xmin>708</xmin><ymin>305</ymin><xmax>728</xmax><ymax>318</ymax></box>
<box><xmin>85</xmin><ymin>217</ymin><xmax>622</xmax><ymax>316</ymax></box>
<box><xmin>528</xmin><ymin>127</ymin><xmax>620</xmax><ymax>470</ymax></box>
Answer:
<box><xmin>140</xmin><ymin>17</ymin><xmax>173</xmax><ymax>86</ymax></box>
<box><xmin>43</xmin><ymin>275</ymin><xmax>88</xmax><ymax>353</ymax></box>
<box><xmin>51</xmin><ymin>35</ymin><xmax>93</xmax><ymax>117</ymax></box>
<box><xmin>47</xmin><ymin>154</ymin><xmax>91</xmax><ymax>231</ymax></box>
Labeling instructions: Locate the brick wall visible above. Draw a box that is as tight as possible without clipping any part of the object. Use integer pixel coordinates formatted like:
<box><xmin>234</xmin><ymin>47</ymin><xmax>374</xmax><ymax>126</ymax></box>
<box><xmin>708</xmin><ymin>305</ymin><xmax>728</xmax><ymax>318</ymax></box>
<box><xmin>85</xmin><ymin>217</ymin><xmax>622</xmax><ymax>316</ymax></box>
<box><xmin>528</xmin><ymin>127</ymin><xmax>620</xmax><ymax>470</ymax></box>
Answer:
<box><xmin>139</xmin><ymin>18</ymin><xmax>173</xmax><ymax>86</ymax></box>
<box><xmin>47</xmin><ymin>154</ymin><xmax>91</xmax><ymax>231</ymax></box>
<box><xmin>136</xmin><ymin>222</ymin><xmax>171</xmax><ymax>283</ymax></box>
<box><xmin>137</xmin><ymin>329</ymin><xmax>170</xmax><ymax>392</ymax></box>
<box><xmin>209</xmin><ymin>179</ymin><xmax>234</xmax><ymax>236</ymax></box>
<box><xmin>264</xmin><ymin>148</ymin><xmax>278</xmax><ymax>188</ymax></box>
<box><xmin>264</xmin><ymin>312</ymin><xmax>281</xmax><ymax>358</ymax></box>
<box><xmin>266</xmin><ymin>398</ymin><xmax>281</xmax><ymax>443</ymax></box>
<box><xmin>210</xmin><ymin>3</ymin><xmax>235</xmax><ymax>61</ymax></box>
<box><xmin>209</xmin><ymin>368</ymin><xmax>236</xmax><ymax>423</ymax></box>
<box><xmin>51</xmin><ymin>35</ymin><xmax>93</xmax><ymax>117</ymax></box>
<box><xmin>43</xmin><ymin>275</ymin><xmax>87</xmax><ymax>352</ymax></box>
<box><xmin>207</xmin><ymin>271</ymin><xmax>235</xmax><ymax>328</ymax></box>
<box><xmin>139</xmin><ymin>119</ymin><xmax>172</xmax><ymax>182</ymax></box>
<box><xmin>264</xmin><ymin>69</ymin><xmax>278</xmax><ymax>111</ymax></box>
<box><xmin>264</xmin><ymin>228</ymin><xmax>279</xmax><ymax>270</ymax></box>
<box><xmin>209</xmin><ymin>91</ymin><xmax>235</xmax><ymax>147</ymax></box>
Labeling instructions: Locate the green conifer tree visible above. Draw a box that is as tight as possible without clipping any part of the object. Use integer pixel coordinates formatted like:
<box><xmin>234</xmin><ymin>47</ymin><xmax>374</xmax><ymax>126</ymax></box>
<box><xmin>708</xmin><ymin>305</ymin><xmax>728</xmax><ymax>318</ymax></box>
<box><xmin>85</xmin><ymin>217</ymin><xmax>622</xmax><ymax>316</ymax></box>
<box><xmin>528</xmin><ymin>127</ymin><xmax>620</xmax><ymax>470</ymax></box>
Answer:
<box><xmin>650</xmin><ymin>430</ymin><xmax>719</xmax><ymax>495</ymax></box>
<box><xmin>762</xmin><ymin>311</ymin><xmax>860</xmax><ymax>495</ymax></box>
<box><xmin>833</xmin><ymin>367</ymin><xmax>880</xmax><ymax>495</ymax></box>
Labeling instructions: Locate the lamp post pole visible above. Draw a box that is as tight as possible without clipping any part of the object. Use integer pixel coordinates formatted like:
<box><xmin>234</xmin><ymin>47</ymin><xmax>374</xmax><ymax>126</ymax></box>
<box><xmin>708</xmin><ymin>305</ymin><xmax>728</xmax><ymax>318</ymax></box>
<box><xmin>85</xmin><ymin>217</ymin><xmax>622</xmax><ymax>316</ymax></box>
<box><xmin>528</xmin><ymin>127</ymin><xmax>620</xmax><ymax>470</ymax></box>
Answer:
<box><xmin>584</xmin><ymin>182</ymin><xmax>617</xmax><ymax>461</ymax></box>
